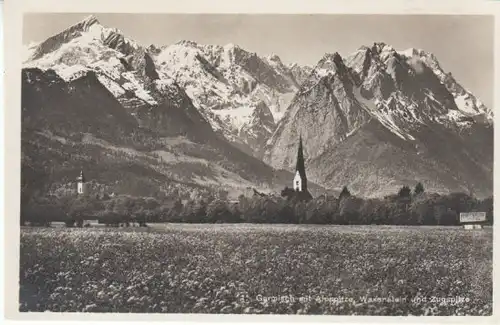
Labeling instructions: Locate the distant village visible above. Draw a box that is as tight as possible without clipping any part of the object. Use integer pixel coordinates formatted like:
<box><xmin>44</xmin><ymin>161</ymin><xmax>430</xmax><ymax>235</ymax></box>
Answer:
<box><xmin>22</xmin><ymin>136</ymin><xmax>492</xmax><ymax>228</ymax></box>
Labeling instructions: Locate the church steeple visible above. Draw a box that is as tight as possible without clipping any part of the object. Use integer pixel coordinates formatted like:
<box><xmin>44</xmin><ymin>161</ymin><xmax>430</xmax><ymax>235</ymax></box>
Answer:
<box><xmin>76</xmin><ymin>170</ymin><xmax>85</xmax><ymax>183</ymax></box>
<box><xmin>77</xmin><ymin>170</ymin><xmax>87</xmax><ymax>195</ymax></box>
<box><xmin>293</xmin><ymin>135</ymin><xmax>308</xmax><ymax>192</ymax></box>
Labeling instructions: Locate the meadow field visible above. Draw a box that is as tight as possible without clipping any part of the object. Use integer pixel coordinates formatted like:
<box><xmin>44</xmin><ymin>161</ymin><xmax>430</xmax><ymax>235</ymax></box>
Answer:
<box><xmin>19</xmin><ymin>224</ymin><xmax>492</xmax><ymax>315</ymax></box>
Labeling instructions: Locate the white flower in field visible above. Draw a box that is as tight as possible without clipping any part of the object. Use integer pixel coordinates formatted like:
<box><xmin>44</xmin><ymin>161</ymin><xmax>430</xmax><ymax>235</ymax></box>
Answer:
<box><xmin>197</xmin><ymin>297</ymin><xmax>209</xmax><ymax>304</ymax></box>
<box><xmin>84</xmin><ymin>304</ymin><xmax>97</xmax><ymax>312</ymax></box>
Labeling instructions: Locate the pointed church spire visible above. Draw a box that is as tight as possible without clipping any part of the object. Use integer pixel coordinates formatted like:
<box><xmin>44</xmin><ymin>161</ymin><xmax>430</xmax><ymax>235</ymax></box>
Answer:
<box><xmin>294</xmin><ymin>134</ymin><xmax>307</xmax><ymax>192</ymax></box>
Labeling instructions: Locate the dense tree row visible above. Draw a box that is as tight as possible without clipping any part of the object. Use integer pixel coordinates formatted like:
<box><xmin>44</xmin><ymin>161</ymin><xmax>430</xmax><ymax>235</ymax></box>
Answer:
<box><xmin>21</xmin><ymin>182</ymin><xmax>493</xmax><ymax>227</ymax></box>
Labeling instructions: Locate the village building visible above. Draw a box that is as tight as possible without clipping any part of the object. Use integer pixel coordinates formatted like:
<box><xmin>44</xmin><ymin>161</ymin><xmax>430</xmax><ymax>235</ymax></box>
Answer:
<box><xmin>77</xmin><ymin>170</ymin><xmax>87</xmax><ymax>195</ymax></box>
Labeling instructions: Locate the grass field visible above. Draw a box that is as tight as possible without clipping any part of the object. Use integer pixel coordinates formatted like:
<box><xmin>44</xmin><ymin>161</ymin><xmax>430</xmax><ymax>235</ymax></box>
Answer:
<box><xmin>19</xmin><ymin>224</ymin><xmax>492</xmax><ymax>315</ymax></box>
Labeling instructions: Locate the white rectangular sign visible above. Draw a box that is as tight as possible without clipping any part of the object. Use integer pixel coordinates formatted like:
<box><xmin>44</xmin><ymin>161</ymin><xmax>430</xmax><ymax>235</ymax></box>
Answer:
<box><xmin>459</xmin><ymin>212</ymin><xmax>486</xmax><ymax>223</ymax></box>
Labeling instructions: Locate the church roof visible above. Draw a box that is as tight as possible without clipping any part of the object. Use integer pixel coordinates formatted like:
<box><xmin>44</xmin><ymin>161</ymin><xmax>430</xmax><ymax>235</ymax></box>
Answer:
<box><xmin>295</xmin><ymin>135</ymin><xmax>307</xmax><ymax>183</ymax></box>
<box><xmin>77</xmin><ymin>170</ymin><xmax>85</xmax><ymax>182</ymax></box>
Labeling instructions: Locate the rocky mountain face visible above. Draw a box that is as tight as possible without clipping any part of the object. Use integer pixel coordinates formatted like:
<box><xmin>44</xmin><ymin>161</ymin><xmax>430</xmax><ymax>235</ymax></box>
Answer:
<box><xmin>24</xmin><ymin>16</ymin><xmax>312</xmax><ymax>157</ymax></box>
<box><xmin>264</xmin><ymin>43</ymin><xmax>493</xmax><ymax>198</ymax></box>
<box><xmin>21</xmin><ymin>16</ymin><xmax>311</xmax><ymax>200</ymax></box>
<box><xmin>23</xmin><ymin>15</ymin><xmax>493</xmax><ymax>199</ymax></box>
<box><xmin>151</xmin><ymin>41</ymin><xmax>310</xmax><ymax>156</ymax></box>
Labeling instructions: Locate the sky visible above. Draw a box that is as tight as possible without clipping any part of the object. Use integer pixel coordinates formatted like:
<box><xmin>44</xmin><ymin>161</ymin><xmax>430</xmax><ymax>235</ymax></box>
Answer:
<box><xmin>23</xmin><ymin>13</ymin><xmax>494</xmax><ymax>109</ymax></box>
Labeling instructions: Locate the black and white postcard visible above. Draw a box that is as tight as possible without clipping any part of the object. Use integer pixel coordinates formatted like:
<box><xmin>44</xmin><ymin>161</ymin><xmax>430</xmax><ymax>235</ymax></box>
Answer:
<box><xmin>3</xmin><ymin>0</ymin><xmax>499</xmax><ymax>323</ymax></box>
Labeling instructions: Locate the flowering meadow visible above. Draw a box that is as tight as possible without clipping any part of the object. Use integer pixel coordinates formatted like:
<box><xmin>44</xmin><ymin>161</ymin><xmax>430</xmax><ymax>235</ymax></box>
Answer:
<box><xmin>19</xmin><ymin>224</ymin><xmax>492</xmax><ymax>315</ymax></box>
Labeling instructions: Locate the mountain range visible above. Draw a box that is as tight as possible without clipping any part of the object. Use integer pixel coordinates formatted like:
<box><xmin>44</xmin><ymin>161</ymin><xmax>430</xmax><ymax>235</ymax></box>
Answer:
<box><xmin>264</xmin><ymin>44</ymin><xmax>493</xmax><ymax>197</ymax></box>
<box><xmin>22</xmin><ymin>15</ymin><xmax>493</xmax><ymax>199</ymax></box>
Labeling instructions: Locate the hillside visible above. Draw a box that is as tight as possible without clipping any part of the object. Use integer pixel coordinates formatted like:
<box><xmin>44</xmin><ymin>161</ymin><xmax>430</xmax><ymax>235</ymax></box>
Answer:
<box><xmin>21</xmin><ymin>66</ymin><xmax>303</xmax><ymax>201</ymax></box>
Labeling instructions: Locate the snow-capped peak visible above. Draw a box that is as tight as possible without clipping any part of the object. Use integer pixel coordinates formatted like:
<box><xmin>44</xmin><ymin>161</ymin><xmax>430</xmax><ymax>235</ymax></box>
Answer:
<box><xmin>395</xmin><ymin>46</ymin><xmax>492</xmax><ymax>121</ymax></box>
<box><xmin>398</xmin><ymin>47</ymin><xmax>425</xmax><ymax>58</ymax></box>
<box><xmin>175</xmin><ymin>40</ymin><xmax>200</xmax><ymax>47</ymax></box>
<box><xmin>380</xmin><ymin>43</ymin><xmax>395</xmax><ymax>52</ymax></box>
<box><xmin>58</xmin><ymin>14</ymin><xmax>103</xmax><ymax>37</ymax></box>
<box><xmin>371</xmin><ymin>42</ymin><xmax>388</xmax><ymax>53</ymax></box>
<box><xmin>25</xmin><ymin>13</ymin><xmax>144</xmax><ymax>64</ymax></box>
<box><xmin>268</xmin><ymin>53</ymin><xmax>281</xmax><ymax>62</ymax></box>
<box><xmin>314</xmin><ymin>52</ymin><xmax>344</xmax><ymax>74</ymax></box>
<box><xmin>322</xmin><ymin>52</ymin><xmax>343</xmax><ymax>62</ymax></box>
<box><xmin>223</xmin><ymin>43</ymin><xmax>240</xmax><ymax>50</ymax></box>
<box><xmin>80</xmin><ymin>14</ymin><xmax>100</xmax><ymax>27</ymax></box>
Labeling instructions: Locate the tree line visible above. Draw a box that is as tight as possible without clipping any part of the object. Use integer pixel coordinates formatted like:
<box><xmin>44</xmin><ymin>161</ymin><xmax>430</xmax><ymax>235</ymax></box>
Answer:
<box><xmin>21</xmin><ymin>182</ymin><xmax>493</xmax><ymax>227</ymax></box>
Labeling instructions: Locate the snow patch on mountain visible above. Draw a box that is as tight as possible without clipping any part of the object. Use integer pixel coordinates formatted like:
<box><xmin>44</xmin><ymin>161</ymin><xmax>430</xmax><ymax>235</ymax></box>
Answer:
<box><xmin>121</xmin><ymin>72</ymin><xmax>157</xmax><ymax>105</ymax></box>
<box><xmin>454</xmin><ymin>93</ymin><xmax>484</xmax><ymax>116</ymax></box>
<box><xmin>96</xmin><ymin>74</ymin><xmax>126</xmax><ymax>97</ymax></box>
<box><xmin>315</xmin><ymin>68</ymin><xmax>334</xmax><ymax>78</ymax></box>
<box><xmin>210</xmin><ymin>105</ymin><xmax>256</xmax><ymax>130</ymax></box>
<box><xmin>55</xmin><ymin>64</ymin><xmax>90</xmax><ymax>81</ymax></box>
<box><xmin>88</xmin><ymin>57</ymin><xmax>124</xmax><ymax>80</ymax></box>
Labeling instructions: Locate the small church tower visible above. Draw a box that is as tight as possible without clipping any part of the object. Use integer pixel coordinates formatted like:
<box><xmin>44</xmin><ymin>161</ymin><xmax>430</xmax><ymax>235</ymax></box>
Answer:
<box><xmin>76</xmin><ymin>170</ymin><xmax>87</xmax><ymax>195</ymax></box>
<box><xmin>293</xmin><ymin>135</ymin><xmax>308</xmax><ymax>192</ymax></box>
